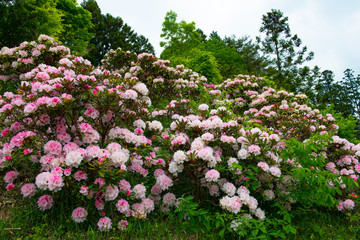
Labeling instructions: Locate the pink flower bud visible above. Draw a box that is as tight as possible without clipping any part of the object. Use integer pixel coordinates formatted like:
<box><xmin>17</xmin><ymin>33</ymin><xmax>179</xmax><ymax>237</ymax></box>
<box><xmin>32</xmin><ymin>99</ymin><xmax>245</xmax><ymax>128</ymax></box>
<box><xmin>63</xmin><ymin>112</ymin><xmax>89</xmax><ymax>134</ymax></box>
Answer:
<box><xmin>6</xmin><ymin>183</ymin><xmax>15</xmax><ymax>190</ymax></box>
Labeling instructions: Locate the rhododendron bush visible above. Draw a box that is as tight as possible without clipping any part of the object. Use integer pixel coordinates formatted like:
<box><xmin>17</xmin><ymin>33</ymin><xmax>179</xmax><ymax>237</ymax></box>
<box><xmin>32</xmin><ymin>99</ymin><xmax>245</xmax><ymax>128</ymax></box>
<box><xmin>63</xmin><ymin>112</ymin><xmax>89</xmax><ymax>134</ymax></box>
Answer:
<box><xmin>0</xmin><ymin>35</ymin><xmax>359</xmax><ymax>233</ymax></box>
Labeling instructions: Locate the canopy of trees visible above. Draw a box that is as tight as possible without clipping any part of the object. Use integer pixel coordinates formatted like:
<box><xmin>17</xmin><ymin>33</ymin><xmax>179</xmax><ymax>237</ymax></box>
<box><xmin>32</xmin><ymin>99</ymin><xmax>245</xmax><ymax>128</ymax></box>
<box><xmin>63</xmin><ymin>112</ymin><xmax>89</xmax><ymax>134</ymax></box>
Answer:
<box><xmin>81</xmin><ymin>0</ymin><xmax>154</xmax><ymax>65</ymax></box>
<box><xmin>159</xmin><ymin>10</ymin><xmax>360</xmax><ymax>138</ymax></box>
<box><xmin>0</xmin><ymin>3</ymin><xmax>358</xmax><ymax>139</ymax></box>
<box><xmin>0</xmin><ymin>0</ymin><xmax>154</xmax><ymax>61</ymax></box>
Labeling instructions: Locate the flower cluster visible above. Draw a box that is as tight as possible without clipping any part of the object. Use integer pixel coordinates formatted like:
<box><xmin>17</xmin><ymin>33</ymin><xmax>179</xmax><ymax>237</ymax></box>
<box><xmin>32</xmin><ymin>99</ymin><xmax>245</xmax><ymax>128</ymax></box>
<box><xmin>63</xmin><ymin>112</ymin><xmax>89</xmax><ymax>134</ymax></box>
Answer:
<box><xmin>0</xmin><ymin>35</ymin><xmax>358</xmax><ymax>232</ymax></box>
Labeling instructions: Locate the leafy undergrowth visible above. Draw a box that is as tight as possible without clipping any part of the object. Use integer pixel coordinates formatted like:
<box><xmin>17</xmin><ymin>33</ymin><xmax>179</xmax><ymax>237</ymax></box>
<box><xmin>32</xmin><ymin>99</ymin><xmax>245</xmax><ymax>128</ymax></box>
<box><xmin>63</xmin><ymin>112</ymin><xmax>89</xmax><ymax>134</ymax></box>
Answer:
<box><xmin>0</xmin><ymin>203</ymin><xmax>206</xmax><ymax>240</ymax></box>
<box><xmin>1</xmin><ymin>193</ymin><xmax>359</xmax><ymax>240</ymax></box>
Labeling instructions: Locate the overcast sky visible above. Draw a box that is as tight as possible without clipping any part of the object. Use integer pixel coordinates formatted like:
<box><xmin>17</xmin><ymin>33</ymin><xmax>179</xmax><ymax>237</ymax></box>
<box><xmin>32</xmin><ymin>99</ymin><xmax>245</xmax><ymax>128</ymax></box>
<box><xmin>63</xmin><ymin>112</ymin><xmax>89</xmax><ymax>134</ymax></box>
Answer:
<box><xmin>90</xmin><ymin>0</ymin><xmax>360</xmax><ymax>80</ymax></box>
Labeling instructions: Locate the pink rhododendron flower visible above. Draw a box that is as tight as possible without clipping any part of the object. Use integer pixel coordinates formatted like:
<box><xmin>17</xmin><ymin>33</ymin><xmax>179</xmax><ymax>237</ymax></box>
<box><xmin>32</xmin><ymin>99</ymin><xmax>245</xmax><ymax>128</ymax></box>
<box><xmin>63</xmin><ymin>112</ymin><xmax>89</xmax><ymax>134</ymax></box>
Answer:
<box><xmin>37</xmin><ymin>195</ymin><xmax>54</xmax><ymax>211</ymax></box>
<box><xmin>23</xmin><ymin>103</ymin><xmax>37</xmax><ymax>115</ymax></box>
<box><xmin>257</xmin><ymin>162</ymin><xmax>270</xmax><ymax>172</ymax></box>
<box><xmin>6</xmin><ymin>182</ymin><xmax>15</xmax><ymax>190</ymax></box>
<box><xmin>64</xmin><ymin>168</ymin><xmax>72</xmax><ymax>176</ymax></box>
<box><xmin>237</xmin><ymin>149</ymin><xmax>249</xmax><ymax>159</ymax></box>
<box><xmin>116</xmin><ymin>199</ymin><xmax>130</xmax><ymax>213</ymax></box>
<box><xmin>151</xmin><ymin>185</ymin><xmax>162</xmax><ymax>195</ymax></box>
<box><xmin>95</xmin><ymin>199</ymin><xmax>105</xmax><ymax>210</ymax></box>
<box><xmin>133</xmin><ymin>184</ymin><xmax>146</xmax><ymax>199</ymax></box>
<box><xmin>222</xmin><ymin>182</ymin><xmax>236</xmax><ymax>196</ymax></box>
<box><xmin>48</xmin><ymin>173</ymin><xmax>64</xmax><ymax>192</ymax></box>
<box><xmin>72</xmin><ymin>207</ymin><xmax>88</xmax><ymax>223</ymax></box>
<box><xmin>94</xmin><ymin>178</ymin><xmax>106</xmax><ymax>188</ymax></box>
<box><xmin>269</xmin><ymin>167</ymin><xmax>281</xmax><ymax>177</ymax></box>
<box><xmin>248</xmin><ymin>145</ymin><xmax>261</xmax><ymax>156</ymax></box>
<box><xmin>105</xmin><ymin>184</ymin><xmax>119</xmax><ymax>201</ymax></box>
<box><xmin>205</xmin><ymin>169</ymin><xmax>220</xmax><ymax>182</ymax></box>
<box><xmin>21</xmin><ymin>183</ymin><xmax>36</xmax><ymax>198</ymax></box>
<box><xmin>156</xmin><ymin>175</ymin><xmax>173</xmax><ymax>191</ymax></box>
<box><xmin>65</xmin><ymin>151</ymin><xmax>83</xmax><ymax>168</ymax></box>
<box><xmin>118</xmin><ymin>220</ymin><xmax>128</xmax><ymax>230</ymax></box>
<box><xmin>163</xmin><ymin>193</ymin><xmax>176</xmax><ymax>206</ymax></box>
<box><xmin>343</xmin><ymin>199</ymin><xmax>355</xmax><ymax>210</ymax></box>
<box><xmin>43</xmin><ymin>140</ymin><xmax>62</xmax><ymax>155</ymax></box>
<box><xmin>74</xmin><ymin>171</ymin><xmax>87</xmax><ymax>181</ymax></box>
<box><xmin>4</xmin><ymin>171</ymin><xmax>19</xmax><ymax>183</ymax></box>
<box><xmin>119</xmin><ymin>179</ymin><xmax>131</xmax><ymax>192</ymax></box>
<box><xmin>79</xmin><ymin>185</ymin><xmax>88</xmax><ymax>195</ymax></box>
<box><xmin>97</xmin><ymin>217</ymin><xmax>112</xmax><ymax>231</ymax></box>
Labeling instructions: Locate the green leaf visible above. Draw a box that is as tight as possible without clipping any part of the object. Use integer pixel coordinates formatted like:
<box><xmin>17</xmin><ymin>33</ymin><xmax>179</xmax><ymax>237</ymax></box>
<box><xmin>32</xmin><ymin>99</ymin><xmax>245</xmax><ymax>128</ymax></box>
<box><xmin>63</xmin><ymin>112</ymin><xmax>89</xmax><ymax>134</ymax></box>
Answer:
<box><xmin>232</xmin><ymin>162</ymin><xmax>243</xmax><ymax>171</ymax></box>
<box><xmin>98</xmin><ymin>171</ymin><xmax>104</xmax><ymax>178</ymax></box>
<box><xmin>215</xmin><ymin>221</ymin><xmax>220</xmax><ymax>228</ymax></box>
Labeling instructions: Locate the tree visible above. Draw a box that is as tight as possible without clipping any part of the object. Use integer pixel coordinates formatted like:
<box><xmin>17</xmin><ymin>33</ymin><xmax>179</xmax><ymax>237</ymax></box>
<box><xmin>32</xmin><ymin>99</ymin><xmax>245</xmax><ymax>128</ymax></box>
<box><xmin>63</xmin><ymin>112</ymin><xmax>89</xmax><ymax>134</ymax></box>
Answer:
<box><xmin>341</xmin><ymin>69</ymin><xmax>360</xmax><ymax>119</ymax></box>
<box><xmin>296</xmin><ymin>65</ymin><xmax>320</xmax><ymax>102</ymax></box>
<box><xmin>160</xmin><ymin>12</ymin><xmax>250</xmax><ymax>82</ymax></box>
<box><xmin>188</xmin><ymin>49</ymin><xmax>222</xmax><ymax>83</ymax></box>
<box><xmin>56</xmin><ymin>0</ymin><xmax>93</xmax><ymax>55</ymax></box>
<box><xmin>160</xmin><ymin>11</ymin><xmax>223</xmax><ymax>82</ymax></box>
<box><xmin>82</xmin><ymin>0</ymin><xmax>154</xmax><ymax>66</ymax></box>
<box><xmin>0</xmin><ymin>0</ymin><xmax>93</xmax><ymax>55</ymax></box>
<box><xmin>160</xmin><ymin>10</ymin><xmax>202</xmax><ymax>60</ymax></box>
<box><xmin>0</xmin><ymin>0</ymin><xmax>63</xmax><ymax>47</ymax></box>
<box><xmin>258</xmin><ymin>9</ymin><xmax>314</xmax><ymax>92</ymax></box>
<box><xmin>224</xmin><ymin>35</ymin><xmax>270</xmax><ymax>76</ymax></box>
<box><xmin>312</xmin><ymin>69</ymin><xmax>354</xmax><ymax>119</ymax></box>
<box><xmin>204</xmin><ymin>32</ymin><xmax>245</xmax><ymax>79</ymax></box>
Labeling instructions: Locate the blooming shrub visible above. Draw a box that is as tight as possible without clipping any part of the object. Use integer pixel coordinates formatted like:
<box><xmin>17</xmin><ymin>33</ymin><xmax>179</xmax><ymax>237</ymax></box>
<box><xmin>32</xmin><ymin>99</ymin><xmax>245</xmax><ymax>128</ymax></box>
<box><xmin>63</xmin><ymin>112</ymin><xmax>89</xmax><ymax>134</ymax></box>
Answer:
<box><xmin>0</xmin><ymin>35</ymin><xmax>358</xmax><ymax>233</ymax></box>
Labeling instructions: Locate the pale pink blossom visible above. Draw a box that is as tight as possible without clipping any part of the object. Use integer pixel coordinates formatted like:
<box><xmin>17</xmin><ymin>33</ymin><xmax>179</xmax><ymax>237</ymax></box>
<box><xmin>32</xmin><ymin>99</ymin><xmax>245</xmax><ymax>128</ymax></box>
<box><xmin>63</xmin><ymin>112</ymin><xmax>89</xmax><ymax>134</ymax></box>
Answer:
<box><xmin>37</xmin><ymin>195</ymin><xmax>54</xmax><ymax>211</ymax></box>
<box><xmin>269</xmin><ymin>166</ymin><xmax>281</xmax><ymax>177</ymax></box>
<box><xmin>205</xmin><ymin>169</ymin><xmax>220</xmax><ymax>182</ymax></box>
<box><xmin>72</xmin><ymin>207</ymin><xmax>88</xmax><ymax>223</ymax></box>
<box><xmin>4</xmin><ymin>171</ymin><xmax>19</xmax><ymax>183</ymax></box>
<box><xmin>21</xmin><ymin>183</ymin><xmax>36</xmax><ymax>198</ymax></box>
<box><xmin>257</xmin><ymin>162</ymin><xmax>270</xmax><ymax>172</ymax></box>
<box><xmin>97</xmin><ymin>217</ymin><xmax>112</xmax><ymax>231</ymax></box>
<box><xmin>119</xmin><ymin>179</ymin><xmax>131</xmax><ymax>192</ymax></box>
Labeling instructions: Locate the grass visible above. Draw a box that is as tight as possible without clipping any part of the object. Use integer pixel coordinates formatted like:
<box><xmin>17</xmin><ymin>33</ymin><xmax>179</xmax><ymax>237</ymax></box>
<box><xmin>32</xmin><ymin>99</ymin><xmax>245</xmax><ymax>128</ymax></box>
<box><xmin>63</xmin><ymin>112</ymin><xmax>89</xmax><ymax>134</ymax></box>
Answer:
<box><xmin>1</xmin><ymin>188</ymin><xmax>359</xmax><ymax>239</ymax></box>
<box><xmin>292</xmin><ymin>207</ymin><xmax>359</xmax><ymax>240</ymax></box>
<box><xmin>1</xmin><ymin>201</ymin><xmax>359</xmax><ymax>239</ymax></box>
<box><xmin>0</xmin><ymin>198</ymin><xmax>212</xmax><ymax>240</ymax></box>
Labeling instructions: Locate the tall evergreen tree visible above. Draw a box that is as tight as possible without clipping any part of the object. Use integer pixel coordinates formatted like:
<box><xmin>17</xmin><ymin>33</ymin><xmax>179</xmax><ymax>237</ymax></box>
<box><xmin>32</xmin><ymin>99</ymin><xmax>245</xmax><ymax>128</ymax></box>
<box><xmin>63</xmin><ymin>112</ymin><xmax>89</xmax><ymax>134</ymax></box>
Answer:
<box><xmin>341</xmin><ymin>69</ymin><xmax>360</xmax><ymax>119</ymax></box>
<box><xmin>224</xmin><ymin>35</ymin><xmax>269</xmax><ymax>76</ymax></box>
<box><xmin>258</xmin><ymin>9</ymin><xmax>314</xmax><ymax>92</ymax></box>
<box><xmin>82</xmin><ymin>0</ymin><xmax>154</xmax><ymax>66</ymax></box>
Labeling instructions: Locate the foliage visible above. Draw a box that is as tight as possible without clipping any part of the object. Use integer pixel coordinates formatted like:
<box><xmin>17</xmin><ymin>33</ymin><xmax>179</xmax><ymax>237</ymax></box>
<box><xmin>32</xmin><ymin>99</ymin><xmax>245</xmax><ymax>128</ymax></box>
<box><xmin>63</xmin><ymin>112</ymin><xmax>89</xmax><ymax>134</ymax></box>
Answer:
<box><xmin>341</xmin><ymin>69</ymin><xmax>360</xmax><ymax>119</ymax></box>
<box><xmin>188</xmin><ymin>49</ymin><xmax>222</xmax><ymax>84</ymax></box>
<box><xmin>81</xmin><ymin>0</ymin><xmax>154</xmax><ymax>66</ymax></box>
<box><xmin>56</xmin><ymin>0</ymin><xmax>93</xmax><ymax>55</ymax></box>
<box><xmin>309</xmin><ymin>69</ymin><xmax>360</xmax><ymax>140</ymax></box>
<box><xmin>0</xmin><ymin>36</ymin><xmax>359</xmax><ymax>239</ymax></box>
<box><xmin>160</xmin><ymin>10</ymin><xmax>202</xmax><ymax>59</ymax></box>
<box><xmin>204</xmin><ymin>32</ymin><xmax>246</xmax><ymax>79</ymax></box>
<box><xmin>224</xmin><ymin>35</ymin><xmax>270</xmax><ymax>76</ymax></box>
<box><xmin>257</xmin><ymin>9</ymin><xmax>314</xmax><ymax>92</ymax></box>
<box><xmin>160</xmin><ymin>11</ymin><xmax>251</xmax><ymax>83</ymax></box>
<box><xmin>320</xmin><ymin>105</ymin><xmax>359</xmax><ymax>144</ymax></box>
<box><xmin>0</xmin><ymin>0</ymin><xmax>63</xmax><ymax>47</ymax></box>
<box><xmin>0</xmin><ymin>0</ymin><xmax>93</xmax><ymax>56</ymax></box>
